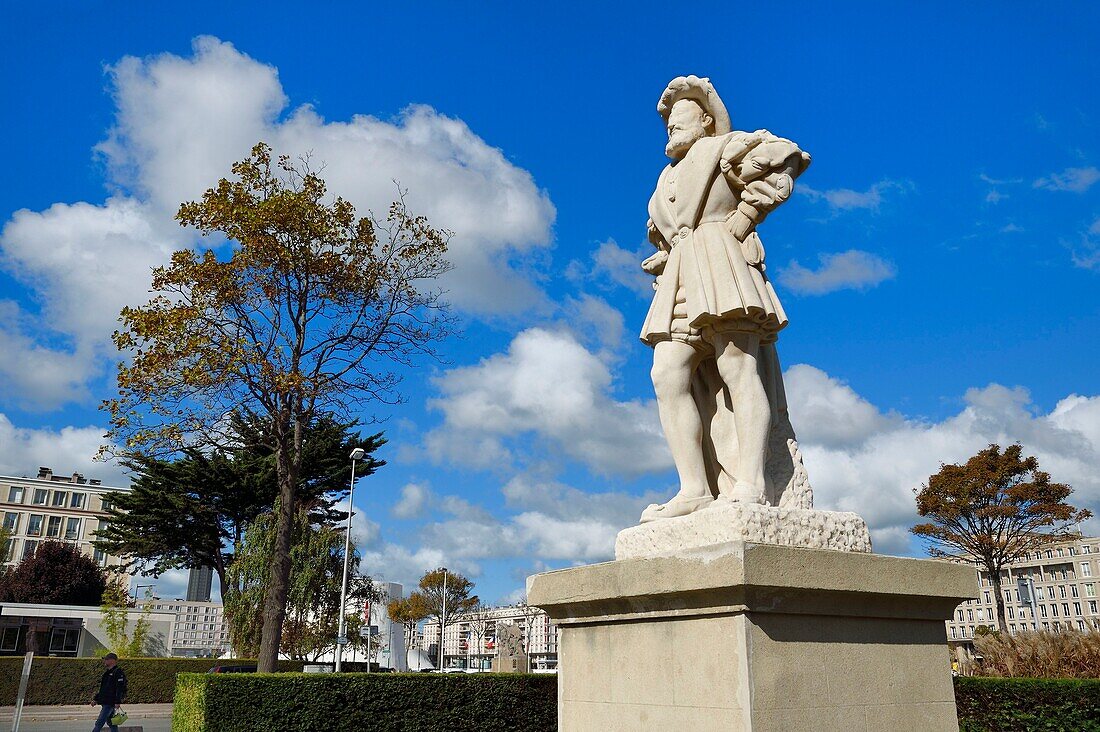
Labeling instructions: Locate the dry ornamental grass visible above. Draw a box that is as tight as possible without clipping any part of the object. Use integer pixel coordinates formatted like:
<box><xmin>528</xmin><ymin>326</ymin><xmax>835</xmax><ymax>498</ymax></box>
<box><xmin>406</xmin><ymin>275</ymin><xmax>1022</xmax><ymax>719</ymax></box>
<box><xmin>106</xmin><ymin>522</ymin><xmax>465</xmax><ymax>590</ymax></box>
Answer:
<box><xmin>974</xmin><ymin>628</ymin><xmax>1100</xmax><ymax>678</ymax></box>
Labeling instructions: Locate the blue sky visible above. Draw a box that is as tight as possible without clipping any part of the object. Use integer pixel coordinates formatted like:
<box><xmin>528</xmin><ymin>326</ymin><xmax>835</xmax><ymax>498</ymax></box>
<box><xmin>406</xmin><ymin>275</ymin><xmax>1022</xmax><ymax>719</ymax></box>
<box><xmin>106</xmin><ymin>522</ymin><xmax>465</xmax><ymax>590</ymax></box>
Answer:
<box><xmin>1</xmin><ymin>2</ymin><xmax>1098</xmax><ymax>603</ymax></box>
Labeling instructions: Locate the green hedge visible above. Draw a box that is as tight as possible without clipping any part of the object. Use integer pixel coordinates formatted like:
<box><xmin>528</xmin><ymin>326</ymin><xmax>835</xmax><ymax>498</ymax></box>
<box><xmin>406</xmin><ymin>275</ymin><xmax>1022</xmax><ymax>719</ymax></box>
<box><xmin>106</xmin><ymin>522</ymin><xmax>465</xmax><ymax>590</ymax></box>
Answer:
<box><xmin>173</xmin><ymin>672</ymin><xmax>557</xmax><ymax>732</ymax></box>
<box><xmin>0</xmin><ymin>657</ymin><xmax>303</xmax><ymax>705</ymax></box>
<box><xmin>955</xmin><ymin>676</ymin><xmax>1100</xmax><ymax>731</ymax></box>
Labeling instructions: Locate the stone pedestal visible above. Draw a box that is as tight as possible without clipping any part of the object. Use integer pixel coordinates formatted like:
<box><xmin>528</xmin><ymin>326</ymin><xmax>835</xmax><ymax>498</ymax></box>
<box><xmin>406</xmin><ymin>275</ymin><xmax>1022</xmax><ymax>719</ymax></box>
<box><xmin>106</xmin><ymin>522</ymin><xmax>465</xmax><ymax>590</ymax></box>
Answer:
<box><xmin>527</xmin><ymin>542</ymin><xmax>974</xmax><ymax>732</ymax></box>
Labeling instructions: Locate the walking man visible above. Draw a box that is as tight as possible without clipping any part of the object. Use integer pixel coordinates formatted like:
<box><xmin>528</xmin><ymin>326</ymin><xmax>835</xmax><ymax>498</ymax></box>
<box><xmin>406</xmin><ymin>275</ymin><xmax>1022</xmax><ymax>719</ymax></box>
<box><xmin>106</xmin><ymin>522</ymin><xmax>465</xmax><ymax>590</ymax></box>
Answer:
<box><xmin>92</xmin><ymin>652</ymin><xmax>127</xmax><ymax>732</ymax></box>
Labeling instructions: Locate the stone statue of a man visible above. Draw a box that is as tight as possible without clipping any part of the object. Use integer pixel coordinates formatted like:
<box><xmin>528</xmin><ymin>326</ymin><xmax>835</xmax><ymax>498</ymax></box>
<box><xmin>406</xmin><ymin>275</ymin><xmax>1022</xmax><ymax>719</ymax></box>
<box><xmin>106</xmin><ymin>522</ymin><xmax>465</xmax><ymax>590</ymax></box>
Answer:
<box><xmin>639</xmin><ymin>75</ymin><xmax>812</xmax><ymax>522</ymax></box>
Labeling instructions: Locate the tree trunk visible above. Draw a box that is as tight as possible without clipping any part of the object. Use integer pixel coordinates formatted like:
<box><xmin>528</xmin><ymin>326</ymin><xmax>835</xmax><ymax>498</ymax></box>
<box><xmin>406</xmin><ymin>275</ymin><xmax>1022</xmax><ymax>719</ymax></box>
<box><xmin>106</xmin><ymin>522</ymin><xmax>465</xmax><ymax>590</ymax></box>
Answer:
<box><xmin>990</xmin><ymin>567</ymin><xmax>1008</xmax><ymax>632</ymax></box>
<box><xmin>257</xmin><ymin>427</ymin><xmax>299</xmax><ymax>672</ymax></box>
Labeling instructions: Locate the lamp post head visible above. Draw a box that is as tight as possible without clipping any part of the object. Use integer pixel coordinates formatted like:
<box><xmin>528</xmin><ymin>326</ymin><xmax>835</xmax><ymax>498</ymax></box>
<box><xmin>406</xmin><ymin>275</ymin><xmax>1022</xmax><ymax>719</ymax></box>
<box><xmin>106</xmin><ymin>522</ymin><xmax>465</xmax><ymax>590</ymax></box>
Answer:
<box><xmin>349</xmin><ymin>447</ymin><xmax>366</xmax><ymax>461</ymax></box>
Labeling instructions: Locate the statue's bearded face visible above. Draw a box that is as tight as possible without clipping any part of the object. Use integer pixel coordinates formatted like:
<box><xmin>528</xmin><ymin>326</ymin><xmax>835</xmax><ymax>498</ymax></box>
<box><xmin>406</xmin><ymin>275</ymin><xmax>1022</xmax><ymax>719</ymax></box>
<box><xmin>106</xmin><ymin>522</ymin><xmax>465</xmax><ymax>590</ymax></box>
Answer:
<box><xmin>665</xmin><ymin>99</ymin><xmax>712</xmax><ymax>160</ymax></box>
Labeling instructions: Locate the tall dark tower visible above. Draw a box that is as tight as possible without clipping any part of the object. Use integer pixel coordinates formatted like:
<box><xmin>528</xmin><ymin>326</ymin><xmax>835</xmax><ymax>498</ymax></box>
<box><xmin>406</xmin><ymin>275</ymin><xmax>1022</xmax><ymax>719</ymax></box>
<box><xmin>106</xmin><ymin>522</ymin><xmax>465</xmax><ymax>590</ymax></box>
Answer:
<box><xmin>186</xmin><ymin>566</ymin><xmax>213</xmax><ymax>602</ymax></box>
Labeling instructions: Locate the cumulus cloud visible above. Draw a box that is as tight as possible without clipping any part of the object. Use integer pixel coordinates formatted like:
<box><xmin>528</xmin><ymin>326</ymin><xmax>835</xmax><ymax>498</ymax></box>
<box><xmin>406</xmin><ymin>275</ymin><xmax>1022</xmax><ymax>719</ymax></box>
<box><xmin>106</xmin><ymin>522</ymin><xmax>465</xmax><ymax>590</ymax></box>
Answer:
<box><xmin>367</xmin><ymin>473</ymin><xmax>666</xmax><ymax>588</ymax></box>
<box><xmin>793</xmin><ymin>374</ymin><xmax>1100</xmax><ymax>555</ymax></box>
<box><xmin>0</xmin><ymin>413</ymin><xmax>125</xmax><ymax>485</ymax></box>
<box><xmin>421</xmin><ymin>327</ymin><xmax>668</xmax><ymax>477</ymax></box>
<box><xmin>778</xmin><ymin>249</ymin><xmax>896</xmax><ymax>295</ymax></box>
<box><xmin>364</xmin><ymin>366</ymin><xmax>1100</xmax><ymax>582</ymax></box>
<box><xmin>0</xmin><ymin>36</ymin><xmax>555</xmax><ymax>411</ymax></box>
<box><xmin>566</xmin><ymin>239</ymin><xmax>653</xmax><ymax>299</ymax></box>
<box><xmin>798</xmin><ymin>179</ymin><xmax>906</xmax><ymax>211</ymax></box>
<box><xmin>1033</xmin><ymin>166</ymin><xmax>1100</xmax><ymax>193</ymax></box>
<box><xmin>392</xmin><ymin>482</ymin><xmax>432</xmax><ymax>519</ymax></box>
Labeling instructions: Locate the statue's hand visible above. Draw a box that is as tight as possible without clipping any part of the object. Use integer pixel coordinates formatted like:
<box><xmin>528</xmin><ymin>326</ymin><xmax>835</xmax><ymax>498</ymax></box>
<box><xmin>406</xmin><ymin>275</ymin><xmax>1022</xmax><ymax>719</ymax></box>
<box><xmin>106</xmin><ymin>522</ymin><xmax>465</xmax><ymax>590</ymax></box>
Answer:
<box><xmin>641</xmin><ymin>249</ymin><xmax>668</xmax><ymax>276</ymax></box>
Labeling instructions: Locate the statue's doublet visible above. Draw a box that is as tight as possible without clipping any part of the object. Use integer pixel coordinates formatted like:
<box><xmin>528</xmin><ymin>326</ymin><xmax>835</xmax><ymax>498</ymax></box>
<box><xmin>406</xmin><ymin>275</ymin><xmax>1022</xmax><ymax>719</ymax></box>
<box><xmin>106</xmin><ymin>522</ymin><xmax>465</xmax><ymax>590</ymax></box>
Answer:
<box><xmin>640</xmin><ymin>133</ymin><xmax>788</xmax><ymax>348</ymax></box>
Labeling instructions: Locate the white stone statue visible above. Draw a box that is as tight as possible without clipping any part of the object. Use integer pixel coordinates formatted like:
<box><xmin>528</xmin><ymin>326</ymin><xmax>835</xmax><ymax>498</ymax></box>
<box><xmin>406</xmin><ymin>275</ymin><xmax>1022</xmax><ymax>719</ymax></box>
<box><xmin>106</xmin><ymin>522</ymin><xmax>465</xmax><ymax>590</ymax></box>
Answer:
<box><xmin>637</xmin><ymin>75</ymin><xmax>814</xmax><ymax>524</ymax></box>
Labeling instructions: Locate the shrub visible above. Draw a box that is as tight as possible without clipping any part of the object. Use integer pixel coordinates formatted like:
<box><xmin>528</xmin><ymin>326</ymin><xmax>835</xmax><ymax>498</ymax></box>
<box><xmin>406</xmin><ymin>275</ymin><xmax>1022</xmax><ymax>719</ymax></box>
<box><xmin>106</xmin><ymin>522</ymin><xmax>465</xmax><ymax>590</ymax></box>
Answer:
<box><xmin>973</xmin><ymin>628</ymin><xmax>1100</xmax><ymax>678</ymax></box>
<box><xmin>955</xmin><ymin>676</ymin><xmax>1100</xmax><ymax>731</ymax></box>
<box><xmin>0</xmin><ymin>657</ymin><xmax>303</xmax><ymax>705</ymax></box>
<box><xmin>172</xmin><ymin>672</ymin><xmax>557</xmax><ymax>732</ymax></box>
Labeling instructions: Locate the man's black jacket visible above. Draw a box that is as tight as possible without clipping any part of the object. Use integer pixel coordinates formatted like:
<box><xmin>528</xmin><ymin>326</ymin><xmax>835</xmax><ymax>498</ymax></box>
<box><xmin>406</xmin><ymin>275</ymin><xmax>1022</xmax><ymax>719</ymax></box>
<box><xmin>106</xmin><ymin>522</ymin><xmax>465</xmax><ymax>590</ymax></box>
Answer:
<box><xmin>94</xmin><ymin>665</ymin><xmax>127</xmax><ymax>706</ymax></box>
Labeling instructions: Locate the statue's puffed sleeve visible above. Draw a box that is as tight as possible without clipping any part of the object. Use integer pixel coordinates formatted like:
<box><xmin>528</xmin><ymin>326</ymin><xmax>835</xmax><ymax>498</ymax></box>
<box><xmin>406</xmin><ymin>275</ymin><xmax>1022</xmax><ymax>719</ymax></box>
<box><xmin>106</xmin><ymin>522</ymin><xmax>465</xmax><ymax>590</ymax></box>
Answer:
<box><xmin>722</xmin><ymin>131</ymin><xmax>811</xmax><ymax>252</ymax></box>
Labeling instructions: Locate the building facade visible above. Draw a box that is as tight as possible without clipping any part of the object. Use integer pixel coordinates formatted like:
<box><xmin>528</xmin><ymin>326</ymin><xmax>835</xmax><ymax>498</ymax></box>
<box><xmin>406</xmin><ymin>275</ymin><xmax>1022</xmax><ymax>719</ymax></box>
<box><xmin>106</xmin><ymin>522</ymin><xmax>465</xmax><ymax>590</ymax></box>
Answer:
<box><xmin>149</xmin><ymin>599</ymin><xmax>230</xmax><ymax>657</ymax></box>
<box><xmin>423</xmin><ymin>603</ymin><xmax>558</xmax><ymax>671</ymax></box>
<box><xmin>946</xmin><ymin>534</ymin><xmax>1100</xmax><ymax>644</ymax></box>
<box><xmin>0</xmin><ymin>602</ymin><xmax>175</xmax><ymax>658</ymax></box>
<box><xmin>1</xmin><ymin>467</ymin><xmax>130</xmax><ymax>577</ymax></box>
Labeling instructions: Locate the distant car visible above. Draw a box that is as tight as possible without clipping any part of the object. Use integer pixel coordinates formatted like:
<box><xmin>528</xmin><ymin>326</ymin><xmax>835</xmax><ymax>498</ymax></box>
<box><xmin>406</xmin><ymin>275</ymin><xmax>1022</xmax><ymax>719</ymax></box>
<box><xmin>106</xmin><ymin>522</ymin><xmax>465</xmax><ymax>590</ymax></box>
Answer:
<box><xmin>208</xmin><ymin>665</ymin><xmax>258</xmax><ymax>674</ymax></box>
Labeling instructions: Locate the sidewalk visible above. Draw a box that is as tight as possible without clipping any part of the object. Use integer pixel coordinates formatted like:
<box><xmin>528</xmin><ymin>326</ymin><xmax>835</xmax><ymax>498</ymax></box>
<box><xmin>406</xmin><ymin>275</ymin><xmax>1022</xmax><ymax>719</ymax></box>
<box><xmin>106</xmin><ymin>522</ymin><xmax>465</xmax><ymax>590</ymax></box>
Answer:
<box><xmin>0</xmin><ymin>703</ymin><xmax>173</xmax><ymax>722</ymax></box>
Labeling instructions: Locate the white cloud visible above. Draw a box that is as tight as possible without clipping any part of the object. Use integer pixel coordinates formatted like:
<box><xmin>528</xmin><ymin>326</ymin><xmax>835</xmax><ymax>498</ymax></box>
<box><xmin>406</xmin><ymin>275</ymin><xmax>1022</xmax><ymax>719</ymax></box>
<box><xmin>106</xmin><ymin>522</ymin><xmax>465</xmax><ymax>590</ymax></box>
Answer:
<box><xmin>392</xmin><ymin>482</ymin><xmax>432</xmax><ymax>519</ymax></box>
<box><xmin>0</xmin><ymin>198</ymin><xmax>182</xmax><ymax>408</ymax></box>
<box><xmin>0</xmin><ymin>36</ymin><xmax>556</xmax><ymax>410</ymax></box>
<box><xmin>363</xmin><ymin>368</ymin><xmax>1100</xmax><ymax>579</ymax></box>
<box><xmin>566</xmin><ymin>239</ymin><xmax>653</xmax><ymax>299</ymax></box>
<box><xmin>797</xmin><ymin>378</ymin><xmax>1100</xmax><ymax>555</ymax></box>
<box><xmin>422</xmin><ymin>327</ymin><xmax>668</xmax><ymax>477</ymax></box>
<box><xmin>1033</xmin><ymin>166</ymin><xmax>1100</xmax><ymax>193</ymax></box>
<box><xmin>1071</xmin><ymin>218</ymin><xmax>1100</xmax><ymax>272</ymax></box>
<box><xmin>0</xmin><ymin>413</ymin><xmax>125</xmax><ymax>485</ymax></box>
<box><xmin>798</xmin><ymin>180</ymin><xmax>904</xmax><ymax>211</ymax></box>
<box><xmin>778</xmin><ymin>249</ymin><xmax>896</xmax><ymax>295</ymax></box>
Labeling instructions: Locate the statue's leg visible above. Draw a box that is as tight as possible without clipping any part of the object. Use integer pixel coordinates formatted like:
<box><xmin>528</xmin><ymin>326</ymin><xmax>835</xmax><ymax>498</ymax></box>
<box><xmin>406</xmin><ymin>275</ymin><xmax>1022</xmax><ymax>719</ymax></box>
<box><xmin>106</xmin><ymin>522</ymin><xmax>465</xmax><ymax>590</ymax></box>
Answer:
<box><xmin>642</xmin><ymin>340</ymin><xmax>712</xmax><ymax>521</ymax></box>
<box><xmin>712</xmin><ymin>331</ymin><xmax>770</xmax><ymax>503</ymax></box>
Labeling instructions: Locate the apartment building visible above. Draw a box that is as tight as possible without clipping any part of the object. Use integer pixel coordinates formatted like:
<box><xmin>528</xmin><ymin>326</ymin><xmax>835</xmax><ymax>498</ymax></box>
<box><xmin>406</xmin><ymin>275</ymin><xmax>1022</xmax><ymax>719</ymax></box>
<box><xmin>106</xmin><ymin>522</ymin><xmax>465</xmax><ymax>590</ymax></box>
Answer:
<box><xmin>423</xmin><ymin>603</ymin><xmax>558</xmax><ymax>671</ymax></box>
<box><xmin>1</xmin><ymin>467</ymin><xmax>130</xmax><ymax>576</ymax></box>
<box><xmin>946</xmin><ymin>534</ymin><xmax>1100</xmax><ymax>643</ymax></box>
<box><xmin>148</xmin><ymin>599</ymin><xmax>231</xmax><ymax>657</ymax></box>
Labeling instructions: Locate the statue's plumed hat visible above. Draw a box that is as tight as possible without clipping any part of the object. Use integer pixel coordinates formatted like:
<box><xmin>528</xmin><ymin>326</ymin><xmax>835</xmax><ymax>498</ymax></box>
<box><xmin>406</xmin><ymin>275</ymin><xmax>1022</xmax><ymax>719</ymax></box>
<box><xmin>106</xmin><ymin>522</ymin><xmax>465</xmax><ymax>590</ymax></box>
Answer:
<box><xmin>657</xmin><ymin>75</ymin><xmax>731</xmax><ymax>135</ymax></box>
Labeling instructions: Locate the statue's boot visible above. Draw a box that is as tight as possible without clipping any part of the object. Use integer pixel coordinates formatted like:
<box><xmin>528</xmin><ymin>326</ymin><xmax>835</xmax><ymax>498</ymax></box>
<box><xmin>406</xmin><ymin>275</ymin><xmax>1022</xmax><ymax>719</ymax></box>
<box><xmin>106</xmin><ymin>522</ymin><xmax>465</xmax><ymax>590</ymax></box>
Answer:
<box><xmin>640</xmin><ymin>494</ymin><xmax>714</xmax><ymax>523</ymax></box>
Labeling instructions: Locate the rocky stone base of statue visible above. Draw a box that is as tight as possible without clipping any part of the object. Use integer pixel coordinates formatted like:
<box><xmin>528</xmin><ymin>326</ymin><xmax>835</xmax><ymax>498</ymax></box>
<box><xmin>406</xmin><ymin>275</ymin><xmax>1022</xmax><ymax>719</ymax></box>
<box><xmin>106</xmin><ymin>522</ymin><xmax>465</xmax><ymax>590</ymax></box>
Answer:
<box><xmin>527</xmin><ymin>542</ymin><xmax>974</xmax><ymax>731</ymax></box>
<box><xmin>615</xmin><ymin>500</ymin><xmax>872</xmax><ymax>560</ymax></box>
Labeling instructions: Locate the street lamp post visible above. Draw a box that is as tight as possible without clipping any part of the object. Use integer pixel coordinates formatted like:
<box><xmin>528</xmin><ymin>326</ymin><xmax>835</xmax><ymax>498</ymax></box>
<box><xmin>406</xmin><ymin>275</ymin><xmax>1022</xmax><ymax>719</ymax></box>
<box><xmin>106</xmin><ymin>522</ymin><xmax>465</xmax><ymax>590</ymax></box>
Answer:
<box><xmin>336</xmin><ymin>447</ymin><xmax>366</xmax><ymax>673</ymax></box>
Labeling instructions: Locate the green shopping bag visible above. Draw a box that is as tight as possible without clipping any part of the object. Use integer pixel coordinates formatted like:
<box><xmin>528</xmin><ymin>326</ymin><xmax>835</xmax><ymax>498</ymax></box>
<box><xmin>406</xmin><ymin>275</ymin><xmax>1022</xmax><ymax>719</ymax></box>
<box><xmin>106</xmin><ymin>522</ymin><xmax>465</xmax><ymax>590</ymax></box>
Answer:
<box><xmin>110</xmin><ymin>708</ymin><xmax>129</xmax><ymax>726</ymax></box>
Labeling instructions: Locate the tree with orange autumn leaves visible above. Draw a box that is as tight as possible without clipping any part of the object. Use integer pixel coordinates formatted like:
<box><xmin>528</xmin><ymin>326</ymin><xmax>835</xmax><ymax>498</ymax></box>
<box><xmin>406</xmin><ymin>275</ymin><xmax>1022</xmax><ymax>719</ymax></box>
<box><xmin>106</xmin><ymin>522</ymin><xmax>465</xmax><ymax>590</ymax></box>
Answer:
<box><xmin>104</xmin><ymin>143</ymin><xmax>454</xmax><ymax>671</ymax></box>
<box><xmin>912</xmin><ymin>443</ymin><xmax>1090</xmax><ymax>632</ymax></box>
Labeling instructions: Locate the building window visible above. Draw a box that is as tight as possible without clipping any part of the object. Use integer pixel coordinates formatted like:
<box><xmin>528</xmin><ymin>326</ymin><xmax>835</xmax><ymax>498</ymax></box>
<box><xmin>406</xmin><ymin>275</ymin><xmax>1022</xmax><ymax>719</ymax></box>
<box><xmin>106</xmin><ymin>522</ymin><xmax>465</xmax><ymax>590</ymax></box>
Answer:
<box><xmin>950</xmin><ymin>627</ymin><xmax>957</xmax><ymax>639</ymax></box>
<box><xmin>1007</xmin><ymin>606</ymin><xmax>1014</xmax><ymax>619</ymax></box>
<box><xmin>27</xmin><ymin>514</ymin><xmax>43</xmax><ymax>536</ymax></box>
<box><xmin>1074</xmin><ymin>602</ymin><xmax>1082</xmax><ymax>616</ymax></box>
<box><xmin>7</xmin><ymin>487</ymin><xmax>25</xmax><ymax>504</ymax></box>
<box><xmin>1057</xmin><ymin>548</ymin><xmax>1065</xmax><ymax>557</ymax></box>
<box><xmin>1059</xmin><ymin>585</ymin><xmax>1067</xmax><ymax>599</ymax></box>
<box><xmin>100</xmin><ymin>498</ymin><xmax>113</xmax><ymax>512</ymax></box>
<box><xmin>0</xmin><ymin>626</ymin><xmax>18</xmax><ymax>651</ymax></box>
<box><xmin>1083</xmin><ymin>562</ymin><xmax>1093</xmax><ymax>578</ymax></box>
<box><xmin>49</xmin><ymin>628</ymin><xmax>79</xmax><ymax>654</ymax></box>
<box><xmin>1063</xmin><ymin>603</ymin><xmax>1071</xmax><ymax>616</ymax></box>
<box><xmin>21</xmin><ymin>540</ymin><xmax>38</xmax><ymax>559</ymax></box>
<box><xmin>1036</xmin><ymin>586</ymin><xmax>1045</xmax><ymax>601</ymax></box>
<box><xmin>1072</xmin><ymin>585</ymin><xmax>1080</xmax><ymax>598</ymax></box>
<box><xmin>1089</xmin><ymin>601</ymin><xmax>1098</xmax><ymax>614</ymax></box>
<box><xmin>32</xmin><ymin>489</ymin><xmax>48</xmax><ymax>506</ymax></box>
<box><xmin>1040</xmin><ymin>605</ymin><xmax>1048</xmax><ymax>618</ymax></box>
<box><xmin>3</xmin><ymin>538</ymin><xmax>16</xmax><ymax>561</ymax></box>
<box><xmin>70</xmin><ymin>493</ymin><xmax>86</xmax><ymax>509</ymax></box>
<box><xmin>1087</xmin><ymin>584</ymin><xmax>1096</xmax><ymax>598</ymax></box>
<box><xmin>2</xmin><ymin>512</ymin><xmax>17</xmax><ymax>532</ymax></box>
<box><xmin>51</xmin><ymin>491</ymin><xmax>68</xmax><ymax>507</ymax></box>
<box><xmin>983</xmin><ymin>591</ymin><xmax>991</xmax><ymax>604</ymax></box>
<box><xmin>46</xmin><ymin>516</ymin><xmax>62</xmax><ymax>538</ymax></box>
<box><xmin>65</xmin><ymin>517</ymin><xmax>80</xmax><ymax>540</ymax></box>
<box><xmin>93</xmin><ymin>548</ymin><xmax>107</xmax><ymax>566</ymax></box>
<box><xmin>967</xmin><ymin>609</ymin><xmax>974</xmax><ymax>622</ymax></box>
